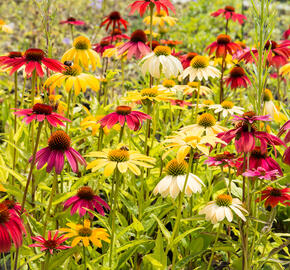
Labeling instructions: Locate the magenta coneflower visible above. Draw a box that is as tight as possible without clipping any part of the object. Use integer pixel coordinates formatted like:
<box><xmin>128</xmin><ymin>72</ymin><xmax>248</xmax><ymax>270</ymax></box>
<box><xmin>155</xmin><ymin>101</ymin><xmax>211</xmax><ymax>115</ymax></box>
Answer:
<box><xmin>225</xmin><ymin>65</ymin><xmax>251</xmax><ymax>89</ymax></box>
<box><xmin>283</xmin><ymin>147</ymin><xmax>290</xmax><ymax>166</ymax></box>
<box><xmin>243</xmin><ymin>167</ymin><xmax>279</xmax><ymax>180</ymax></box>
<box><xmin>256</xmin><ymin>187</ymin><xmax>290</xmax><ymax>208</ymax></box>
<box><xmin>170</xmin><ymin>99</ymin><xmax>192</xmax><ymax>108</ymax></box>
<box><xmin>100</xmin><ymin>105</ymin><xmax>151</xmax><ymax>131</ymax></box>
<box><xmin>63</xmin><ymin>186</ymin><xmax>110</xmax><ymax>217</ymax></box>
<box><xmin>204</xmin><ymin>151</ymin><xmax>239</xmax><ymax>168</ymax></box>
<box><xmin>30</xmin><ymin>230</ymin><xmax>71</xmax><ymax>255</ymax></box>
<box><xmin>211</xmin><ymin>6</ymin><xmax>247</xmax><ymax>25</ymax></box>
<box><xmin>60</xmin><ymin>17</ymin><xmax>85</xmax><ymax>25</ymax></box>
<box><xmin>283</xmin><ymin>27</ymin><xmax>290</xmax><ymax>40</ymax></box>
<box><xmin>118</xmin><ymin>30</ymin><xmax>150</xmax><ymax>59</ymax></box>
<box><xmin>103</xmin><ymin>28</ymin><xmax>130</xmax><ymax>43</ymax></box>
<box><xmin>278</xmin><ymin>120</ymin><xmax>290</xmax><ymax>144</ymax></box>
<box><xmin>30</xmin><ymin>130</ymin><xmax>86</xmax><ymax>174</ymax></box>
<box><xmin>100</xmin><ymin>11</ymin><xmax>129</xmax><ymax>31</ymax></box>
<box><xmin>179</xmin><ymin>52</ymin><xmax>198</xmax><ymax>69</ymax></box>
<box><xmin>2</xmin><ymin>48</ymin><xmax>65</xmax><ymax>77</ymax></box>
<box><xmin>206</xmin><ymin>34</ymin><xmax>241</xmax><ymax>58</ymax></box>
<box><xmin>129</xmin><ymin>0</ymin><xmax>175</xmax><ymax>17</ymax></box>
<box><xmin>3</xmin><ymin>200</ymin><xmax>22</xmax><ymax>216</ymax></box>
<box><xmin>0</xmin><ymin>203</ymin><xmax>25</xmax><ymax>252</ymax></box>
<box><xmin>14</xmin><ymin>103</ymin><xmax>71</xmax><ymax>127</ymax></box>
<box><xmin>93</xmin><ymin>39</ymin><xmax>115</xmax><ymax>56</ymax></box>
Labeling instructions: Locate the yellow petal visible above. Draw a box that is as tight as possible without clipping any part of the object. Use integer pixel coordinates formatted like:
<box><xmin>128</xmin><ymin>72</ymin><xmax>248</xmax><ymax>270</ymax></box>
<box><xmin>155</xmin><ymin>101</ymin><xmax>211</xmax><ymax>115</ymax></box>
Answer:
<box><xmin>104</xmin><ymin>162</ymin><xmax>117</xmax><ymax>177</ymax></box>
<box><xmin>71</xmin><ymin>237</ymin><xmax>82</xmax><ymax>247</ymax></box>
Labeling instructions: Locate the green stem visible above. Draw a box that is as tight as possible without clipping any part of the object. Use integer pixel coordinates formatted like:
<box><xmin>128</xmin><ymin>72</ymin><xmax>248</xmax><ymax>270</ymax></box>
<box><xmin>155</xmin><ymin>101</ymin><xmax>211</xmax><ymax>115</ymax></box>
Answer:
<box><xmin>12</xmin><ymin>72</ymin><xmax>18</xmax><ymax>185</ymax></box>
<box><xmin>43</xmin><ymin>253</ymin><xmax>51</xmax><ymax>270</ymax></box>
<box><xmin>97</xmin><ymin>127</ymin><xmax>104</xmax><ymax>151</ymax></box>
<box><xmin>70</xmin><ymin>25</ymin><xmax>74</xmax><ymax>41</ymax></box>
<box><xmin>191</xmin><ymin>91</ymin><xmax>195</xmax><ymax>122</ymax></box>
<box><xmin>83</xmin><ymin>245</ymin><xmax>87</xmax><ymax>270</ymax></box>
<box><xmin>207</xmin><ymin>223</ymin><xmax>222</xmax><ymax>270</ymax></box>
<box><xmin>21</xmin><ymin>77</ymin><xmax>26</xmax><ymax>107</ymax></box>
<box><xmin>144</xmin><ymin>103</ymin><xmax>151</xmax><ymax>155</ymax></box>
<box><xmin>149</xmin><ymin>4</ymin><xmax>154</xmax><ymax>50</ymax></box>
<box><xmin>66</xmin><ymin>90</ymin><xmax>72</xmax><ymax>133</ymax></box>
<box><xmin>119</xmin><ymin>124</ymin><xmax>125</xmax><ymax>143</ymax></box>
<box><xmin>103</xmin><ymin>84</ymin><xmax>108</xmax><ymax>106</ymax></box>
<box><xmin>194</xmin><ymin>82</ymin><xmax>200</xmax><ymax>122</ymax></box>
<box><xmin>2</xmin><ymin>253</ymin><xmax>8</xmax><ymax>270</ymax></box>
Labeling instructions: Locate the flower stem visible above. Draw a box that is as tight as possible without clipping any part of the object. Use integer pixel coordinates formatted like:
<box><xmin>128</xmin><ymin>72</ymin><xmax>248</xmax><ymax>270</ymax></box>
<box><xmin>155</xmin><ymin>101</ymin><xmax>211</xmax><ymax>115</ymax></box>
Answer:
<box><xmin>219</xmin><ymin>56</ymin><xmax>226</xmax><ymax>105</ymax></box>
<box><xmin>144</xmin><ymin>103</ymin><xmax>151</xmax><ymax>155</ymax></box>
<box><xmin>119</xmin><ymin>124</ymin><xmax>125</xmax><ymax>143</ymax></box>
<box><xmin>194</xmin><ymin>82</ymin><xmax>201</xmax><ymax>122</ymax></box>
<box><xmin>70</xmin><ymin>25</ymin><xmax>74</xmax><ymax>41</ymax></box>
<box><xmin>12</xmin><ymin>72</ymin><xmax>18</xmax><ymax>185</ymax></box>
<box><xmin>66</xmin><ymin>90</ymin><xmax>72</xmax><ymax>133</ymax></box>
<box><xmin>83</xmin><ymin>245</ymin><xmax>87</xmax><ymax>270</ymax></box>
<box><xmin>97</xmin><ymin>127</ymin><xmax>104</xmax><ymax>151</ymax></box>
<box><xmin>207</xmin><ymin>222</ymin><xmax>222</xmax><ymax>270</ymax></box>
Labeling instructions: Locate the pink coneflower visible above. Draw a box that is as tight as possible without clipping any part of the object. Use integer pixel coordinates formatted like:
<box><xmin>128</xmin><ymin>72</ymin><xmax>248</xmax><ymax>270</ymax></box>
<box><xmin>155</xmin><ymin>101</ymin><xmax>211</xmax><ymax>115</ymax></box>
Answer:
<box><xmin>30</xmin><ymin>231</ymin><xmax>71</xmax><ymax>255</ymax></box>
<box><xmin>211</xmin><ymin>6</ymin><xmax>247</xmax><ymax>25</ymax></box>
<box><xmin>118</xmin><ymin>30</ymin><xmax>150</xmax><ymax>59</ymax></box>
<box><xmin>129</xmin><ymin>0</ymin><xmax>175</xmax><ymax>17</ymax></box>
<box><xmin>283</xmin><ymin>147</ymin><xmax>290</xmax><ymax>166</ymax></box>
<box><xmin>13</xmin><ymin>103</ymin><xmax>70</xmax><ymax>127</ymax></box>
<box><xmin>103</xmin><ymin>28</ymin><xmax>129</xmax><ymax>43</ymax></box>
<box><xmin>206</xmin><ymin>34</ymin><xmax>241</xmax><ymax>58</ymax></box>
<box><xmin>100</xmin><ymin>11</ymin><xmax>129</xmax><ymax>31</ymax></box>
<box><xmin>282</xmin><ymin>27</ymin><xmax>290</xmax><ymax>40</ymax></box>
<box><xmin>204</xmin><ymin>151</ymin><xmax>239</xmax><ymax>167</ymax></box>
<box><xmin>0</xmin><ymin>51</ymin><xmax>23</xmax><ymax>66</ymax></box>
<box><xmin>170</xmin><ymin>99</ymin><xmax>192</xmax><ymax>107</ymax></box>
<box><xmin>179</xmin><ymin>52</ymin><xmax>198</xmax><ymax>69</ymax></box>
<box><xmin>237</xmin><ymin>147</ymin><xmax>283</xmax><ymax>176</ymax></box>
<box><xmin>2</xmin><ymin>48</ymin><xmax>64</xmax><ymax>77</ymax></box>
<box><xmin>63</xmin><ymin>186</ymin><xmax>110</xmax><ymax>217</ymax></box>
<box><xmin>60</xmin><ymin>17</ymin><xmax>85</xmax><ymax>25</ymax></box>
<box><xmin>232</xmin><ymin>41</ymin><xmax>249</xmax><ymax>60</ymax></box>
<box><xmin>278</xmin><ymin>120</ymin><xmax>290</xmax><ymax>143</ymax></box>
<box><xmin>256</xmin><ymin>187</ymin><xmax>290</xmax><ymax>208</ymax></box>
<box><xmin>239</xmin><ymin>40</ymin><xmax>290</xmax><ymax>68</ymax></box>
<box><xmin>231</xmin><ymin>111</ymin><xmax>271</xmax><ymax>124</ymax></box>
<box><xmin>100</xmin><ymin>105</ymin><xmax>151</xmax><ymax>131</ymax></box>
<box><xmin>0</xmin><ymin>203</ymin><xmax>25</xmax><ymax>252</ymax></box>
<box><xmin>3</xmin><ymin>200</ymin><xmax>22</xmax><ymax>216</ymax></box>
<box><xmin>93</xmin><ymin>39</ymin><xmax>115</xmax><ymax>56</ymax></box>
<box><xmin>243</xmin><ymin>167</ymin><xmax>280</xmax><ymax>180</ymax></box>
<box><xmin>30</xmin><ymin>130</ymin><xmax>86</xmax><ymax>174</ymax></box>
<box><xmin>225</xmin><ymin>65</ymin><xmax>251</xmax><ymax>89</ymax></box>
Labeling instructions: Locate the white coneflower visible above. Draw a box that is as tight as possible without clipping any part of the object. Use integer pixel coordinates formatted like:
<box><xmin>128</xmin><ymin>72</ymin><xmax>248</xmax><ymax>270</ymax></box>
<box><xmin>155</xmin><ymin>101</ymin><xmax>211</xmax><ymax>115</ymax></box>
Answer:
<box><xmin>157</xmin><ymin>79</ymin><xmax>181</xmax><ymax>94</ymax></box>
<box><xmin>209</xmin><ymin>100</ymin><xmax>244</xmax><ymax>118</ymax></box>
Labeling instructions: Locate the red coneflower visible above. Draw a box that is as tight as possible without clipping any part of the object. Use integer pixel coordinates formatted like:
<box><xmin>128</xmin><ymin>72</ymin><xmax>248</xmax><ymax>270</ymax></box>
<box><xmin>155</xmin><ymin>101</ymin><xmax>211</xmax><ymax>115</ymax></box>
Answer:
<box><xmin>30</xmin><ymin>231</ymin><xmax>71</xmax><ymax>255</ymax></box>
<box><xmin>3</xmin><ymin>200</ymin><xmax>22</xmax><ymax>216</ymax></box>
<box><xmin>282</xmin><ymin>27</ymin><xmax>290</xmax><ymax>40</ymax></box>
<box><xmin>30</xmin><ymin>130</ymin><xmax>86</xmax><ymax>174</ymax></box>
<box><xmin>239</xmin><ymin>40</ymin><xmax>290</xmax><ymax>68</ymax></box>
<box><xmin>129</xmin><ymin>0</ymin><xmax>175</xmax><ymax>17</ymax></box>
<box><xmin>225</xmin><ymin>65</ymin><xmax>251</xmax><ymax>89</ymax></box>
<box><xmin>211</xmin><ymin>6</ymin><xmax>247</xmax><ymax>25</ymax></box>
<box><xmin>63</xmin><ymin>186</ymin><xmax>110</xmax><ymax>217</ymax></box>
<box><xmin>146</xmin><ymin>40</ymin><xmax>160</xmax><ymax>50</ymax></box>
<box><xmin>103</xmin><ymin>28</ymin><xmax>130</xmax><ymax>43</ymax></box>
<box><xmin>0</xmin><ymin>51</ymin><xmax>23</xmax><ymax>67</ymax></box>
<box><xmin>118</xmin><ymin>29</ymin><xmax>150</xmax><ymax>59</ymax></box>
<box><xmin>179</xmin><ymin>52</ymin><xmax>198</xmax><ymax>69</ymax></box>
<box><xmin>161</xmin><ymin>39</ymin><xmax>182</xmax><ymax>48</ymax></box>
<box><xmin>256</xmin><ymin>187</ymin><xmax>290</xmax><ymax>208</ymax></box>
<box><xmin>206</xmin><ymin>34</ymin><xmax>241</xmax><ymax>58</ymax></box>
<box><xmin>100</xmin><ymin>11</ymin><xmax>129</xmax><ymax>31</ymax></box>
<box><xmin>93</xmin><ymin>39</ymin><xmax>115</xmax><ymax>56</ymax></box>
<box><xmin>13</xmin><ymin>103</ymin><xmax>71</xmax><ymax>127</ymax></box>
<box><xmin>2</xmin><ymin>48</ymin><xmax>65</xmax><ymax>77</ymax></box>
<box><xmin>100</xmin><ymin>105</ymin><xmax>151</xmax><ymax>131</ymax></box>
<box><xmin>60</xmin><ymin>17</ymin><xmax>85</xmax><ymax>25</ymax></box>
<box><xmin>0</xmin><ymin>203</ymin><xmax>26</xmax><ymax>252</ymax></box>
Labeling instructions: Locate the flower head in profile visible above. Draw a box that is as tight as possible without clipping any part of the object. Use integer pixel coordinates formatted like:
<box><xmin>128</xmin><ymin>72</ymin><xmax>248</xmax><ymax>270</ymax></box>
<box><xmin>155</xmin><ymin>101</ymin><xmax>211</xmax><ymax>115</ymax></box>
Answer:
<box><xmin>283</xmin><ymin>27</ymin><xmax>290</xmax><ymax>39</ymax></box>
<box><xmin>64</xmin><ymin>186</ymin><xmax>110</xmax><ymax>218</ymax></box>
<box><xmin>278</xmin><ymin>120</ymin><xmax>290</xmax><ymax>143</ymax></box>
<box><xmin>170</xmin><ymin>99</ymin><xmax>192</xmax><ymax>108</ymax></box>
<box><xmin>157</xmin><ymin>79</ymin><xmax>180</xmax><ymax>94</ymax></box>
<box><xmin>282</xmin><ymin>147</ymin><xmax>290</xmax><ymax>166</ymax></box>
<box><xmin>30</xmin><ymin>231</ymin><xmax>71</xmax><ymax>255</ymax></box>
<box><xmin>129</xmin><ymin>0</ymin><xmax>175</xmax><ymax>17</ymax></box>
<box><xmin>86</xmin><ymin>146</ymin><xmax>155</xmax><ymax>176</ymax></box>
<box><xmin>161</xmin><ymin>39</ymin><xmax>182</xmax><ymax>48</ymax></box>
<box><xmin>30</xmin><ymin>130</ymin><xmax>86</xmax><ymax>174</ymax></box>
<box><xmin>0</xmin><ymin>51</ymin><xmax>23</xmax><ymax>69</ymax></box>
<box><xmin>99</xmin><ymin>105</ymin><xmax>151</xmax><ymax>131</ymax></box>
<box><xmin>205</xmin><ymin>151</ymin><xmax>239</xmax><ymax>168</ymax></box>
<box><xmin>44</xmin><ymin>63</ymin><xmax>100</xmax><ymax>95</ymax></box>
<box><xmin>93</xmin><ymin>39</ymin><xmax>115</xmax><ymax>56</ymax></box>
<box><xmin>211</xmin><ymin>6</ymin><xmax>247</xmax><ymax>24</ymax></box>
<box><xmin>3</xmin><ymin>200</ymin><xmax>22</xmax><ymax>216</ymax></box>
<box><xmin>181</xmin><ymin>81</ymin><xmax>212</xmax><ymax>97</ymax></box>
<box><xmin>256</xmin><ymin>187</ymin><xmax>290</xmax><ymax>208</ymax></box>
<box><xmin>181</xmin><ymin>55</ymin><xmax>220</xmax><ymax>81</ymax></box>
<box><xmin>100</xmin><ymin>11</ymin><xmax>129</xmax><ymax>31</ymax></box>
<box><xmin>13</xmin><ymin>103</ymin><xmax>70</xmax><ymax>127</ymax></box>
<box><xmin>140</xmin><ymin>45</ymin><xmax>183</xmax><ymax>78</ymax></box>
<box><xmin>103</xmin><ymin>28</ymin><xmax>130</xmax><ymax>43</ymax></box>
<box><xmin>280</xmin><ymin>62</ymin><xmax>290</xmax><ymax>78</ymax></box>
<box><xmin>60</xmin><ymin>219</ymin><xmax>110</xmax><ymax>247</ymax></box>
<box><xmin>0</xmin><ymin>19</ymin><xmax>13</xmax><ymax>33</ymax></box>
<box><xmin>2</xmin><ymin>48</ymin><xmax>64</xmax><ymax>77</ymax></box>
<box><xmin>206</xmin><ymin>34</ymin><xmax>241</xmax><ymax>58</ymax></box>
<box><xmin>118</xmin><ymin>30</ymin><xmax>150</xmax><ymax>59</ymax></box>
<box><xmin>179</xmin><ymin>52</ymin><xmax>198</xmax><ymax>69</ymax></box>
<box><xmin>0</xmin><ymin>202</ymin><xmax>26</xmax><ymax>252</ymax></box>
<box><xmin>209</xmin><ymin>100</ymin><xmax>244</xmax><ymax>118</ymax></box>
<box><xmin>243</xmin><ymin>167</ymin><xmax>279</xmax><ymax>180</ymax></box>
<box><xmin>62</xmin><ymin>36</ymin><xmax>101</xmax><ymax>71</ymax></box>
<box><xmin>200</xmin><ymin>194</ymin><xmax>247</xmax><ymax>224</ymax></box>
<box><xmin>144</xmin><ymin>10</ymin><xmax>177</xmax><ymax>26</ymax></box>
<box><xmin>60</xmin><ymin>17</ymin><xmax>85</xmax><ymax>25</ymax></box>
<box><xmin>153</xmin><ymin>159</ymin><xmax>204</xmax><ymax>198</ymax></box>
<box><xmin>225</xmin><ymin>65</ymin><xmax>251</xmax><ymax>89</ymax></box>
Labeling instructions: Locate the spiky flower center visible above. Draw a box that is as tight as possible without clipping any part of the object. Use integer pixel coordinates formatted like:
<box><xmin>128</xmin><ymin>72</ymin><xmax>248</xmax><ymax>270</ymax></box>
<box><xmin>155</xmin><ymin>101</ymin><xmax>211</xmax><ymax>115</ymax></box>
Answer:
<box><xmin>3</xmin><ymin>200</ymin><xmax>16</xmax><ymax>209</ymax></box>
<box><xmin>270</xmin><ymin>188</ymin><xmax>282</xmax><ymax>197</ymax></box>
<box><xmin>8</xmin><ymin>51</ymin><xmax>22</xmax><ymax>58</ymax></box>
<box><xmin>108</xmin><ymin>149</ymin><xmax>129</xmax><ymax>162</ymax></box>
<box><xmin>48</xmin><ymin>130</ymin><xmax>71</xmax><ymax>151</ymax></box>
<box><xmin>214</xmin><ymin>152</ymin><xmax>235</xmax><ymax>161</ymax></box>
<box><xmin>197</xmin><ymin>113</ymin><xmax>216</xmax><ymax>127</ymax></box>
<box><xmin>250</xmin><ymin>147</ymin><xmax>267</xmax><ymax>159</ymax></box>
<box><xmin>109</xmin><ymin>11</ymin><xmax>121</xmax><ymax>20</ymax></box>
<box><xmin>264</xmin><ymin>40</ymin><xmax>278</xmax><ymax>50</ymax></box>
<box><xmin>203</xmin><ymin>100</ymin><xmax>215</xmax><ymax>105</ymax></box>
<box><xmin>216</xmin><ymin>194</ymin><xmax>232</xmax><ymax>207</ymax></box>
<box><xmin>166</xmin><ymin>159</ymin><xmax>188</xmax><ymax>176</ymax></box>
<box><xmin>162</xmin><ymin>79</ymin><xmax>175</xmax><ymax>88</ymax></box>
<box><xmin>221</xmin><ymin>100</ymin><xmax>234</xmax><ymax>109</ymax></box>
<box><xmin>186</xmin><ymin>52</ymin><xmax>198</xmax><ymax>61</ymax></box>
<box><xmin>264</xmin><ymin>89</ymin><xmax>273</xmax><ymax>101</ymax></box>
<box><xmin>116</xmin><ymin>105</ymin><xmax>132</xmax><ymax>115</ymax></box>
<box><xmin>112</xmin><ymin>28</ymin><xmax>122</xmax><ymax>35</ymax></box>
<box><xmin>154</xmin><ymin>45</ymin><xmax>171</xmax><ymax>56</ymax></box>
<box><xmin>230</xmin><ymin>66</ymin><xmax>245</xmax><ymax>78</ymax></box>
<box><xmin>190</xmin><ymin>55</ymin><xmax>209</xmax><ymax>69</ymax></box>
<box><xmin>44</xmin><ymin>240</ymin><xmax>58</xmax><ymax>249</ymax></box>
<box><xmin>225</xmin><ymin>6</ymin><xmax>235</xmax><ymax>12</ymax></box>
<box><xmin>77</xmin><ymin>186</ymin><xmax>95</xmax><ymax>200</ymax></box>
<box><xmin>187</xmin><ymin>82</ymin><xmax>199</xmax><ymax>88</ymax></box>
<box><xmin>24</xmin><ymin>48</ymin><xmax>45</xmax><ymax>62</ymax></box>
<box><xmin>73</xmin><ymin>36</ymin><xmax>91</xmax><ymax>50</ymax></box>
<box><xmin>155</xmin><ymin>10</ymin><xmax>167</xmax><ymax>17</ymax></box>
<box><xmin>217</xmin><ymin>34</ymin><xmax>231</xmax><ymax>44</ymax></box>
<box><xmin>67</xmin><ymin>17</ymin><xmax>76</xmax><ymax>22</ymax></box>
<box><xmin>243</xmin><ymin>111</ymin><xmax>256</xmax><ymax>118</ymax></box>
<box><xmin>235</xmin><ymin>121</ymin><xmax>257</xmax><ymax>132</ymax></box>
<box><xmin>0</xmin><ymin>203</ymin><xmax>10</xmax><ymax>224</ymax></box>
<box><xmin>63</xmin><ymin>64</ymin><xmax>82</xmax><ymax>76</ymax></box>
<box><xmin>100</xmin><ymin>40</ymin><xmax>110</xmax><ymax>47</ymax></box>
<box><xmin>32</xmin><ymin>103</ymin><xmax>53</xmax><ymax>115</ymax></box>
<box><xmin>78</xmin><ymin>227</ymin><xmax>92</xmax><ymax>237</ymax></box>
<box><xmin>141</xmin><ymin>87</ymin><xmax>158</xmax><ymax>97</ymax></box>
<box><xmin>130</xmin><ymin>30</ymin><xmax>147</xmax><ymax>43</ymax></box>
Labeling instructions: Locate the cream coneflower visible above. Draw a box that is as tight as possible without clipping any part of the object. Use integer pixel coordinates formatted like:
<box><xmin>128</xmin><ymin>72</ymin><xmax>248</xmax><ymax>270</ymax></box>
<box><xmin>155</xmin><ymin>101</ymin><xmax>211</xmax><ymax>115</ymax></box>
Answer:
<box><xmin>209</xmin><ymin>100</ymin><xmax>244</xmax><ymax>118</ymax></box>
<box><xmin>140</xmin><ymin>45</ymin><xmax>183</xmax><ymax>78</ymax></box>
<box><xmin>182</xmin><ymin>81</ymin><xmax>213</xmax><ymax>96</ymax></box>
<box><xmin>157</xmin><ymin>79</ymin><xmax>181</xmax><ymax>94</ymax></box>
<box><xmin>199</xmin><ymin>194</ymin><xmax>247</xmax><ymax>224</ymax></box>
<box><xmin>153</xmin><ymin>159</ymin><xmax>204</xmax><ymax>198</ymax></box>
<box><xmin>181</xmin><ymin>55</ymin><xmax>220</xmax><ymax>81</ymax></box>
<box><xmin>180</xmin><ymin>113</ymin><xmax>227</xmax><ymax>135</ymax></box>
<box><xmin>62</xmin><ymin>36</ymin><xmax>101</xmax><ymax>71</ymax></box>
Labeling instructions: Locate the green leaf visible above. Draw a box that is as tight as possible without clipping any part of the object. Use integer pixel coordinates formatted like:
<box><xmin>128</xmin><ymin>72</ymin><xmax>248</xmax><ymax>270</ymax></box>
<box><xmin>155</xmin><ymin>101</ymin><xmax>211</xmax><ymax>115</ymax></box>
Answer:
<box><xmin>151</xmin><ymin>214</ymin><xmax>171</xmax><ymax>242</ymax></box>
<box><xmin>172</xmin><ymin>227</ymin><xmax>203</xmax><ymax>247</ymax></box>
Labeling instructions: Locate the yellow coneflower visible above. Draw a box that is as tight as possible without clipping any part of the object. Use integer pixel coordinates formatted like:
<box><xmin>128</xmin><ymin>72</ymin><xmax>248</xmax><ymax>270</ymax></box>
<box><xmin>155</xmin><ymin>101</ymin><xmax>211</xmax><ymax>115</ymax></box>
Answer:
<box><xmin>143</xmin><ymin>10</ymin><xmax>178</xmax><ymax>27</ymax></box>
